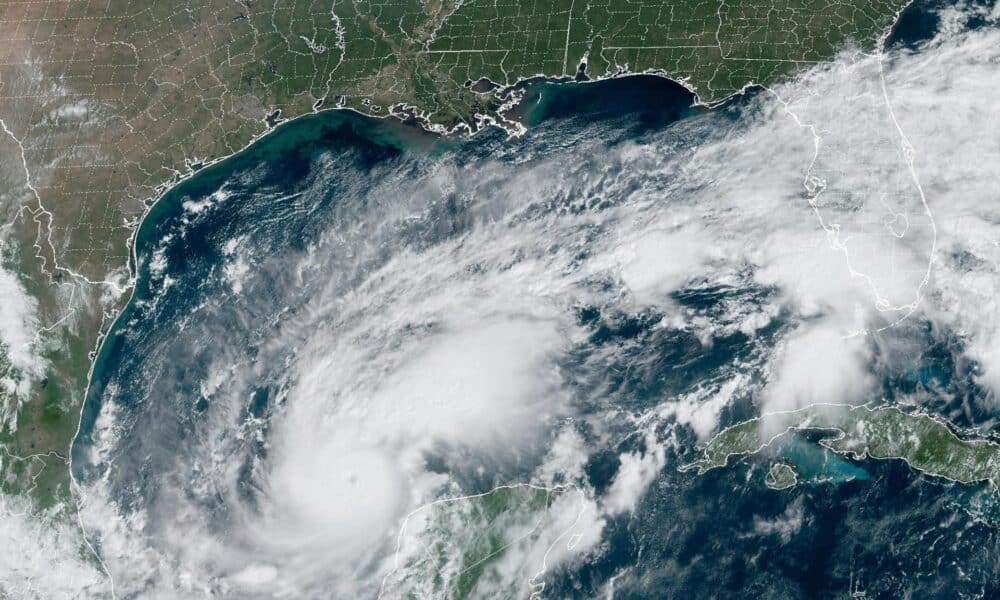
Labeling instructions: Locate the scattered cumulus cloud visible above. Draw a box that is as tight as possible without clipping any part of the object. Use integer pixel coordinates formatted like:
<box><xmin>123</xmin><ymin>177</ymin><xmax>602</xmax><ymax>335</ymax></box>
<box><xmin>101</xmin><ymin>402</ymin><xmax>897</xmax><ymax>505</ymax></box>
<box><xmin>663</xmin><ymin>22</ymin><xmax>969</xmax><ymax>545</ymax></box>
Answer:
<box><xmin>73</xmin><ymin>13</ymin><xmax>1000</xmax><ymax>598</ymax></box>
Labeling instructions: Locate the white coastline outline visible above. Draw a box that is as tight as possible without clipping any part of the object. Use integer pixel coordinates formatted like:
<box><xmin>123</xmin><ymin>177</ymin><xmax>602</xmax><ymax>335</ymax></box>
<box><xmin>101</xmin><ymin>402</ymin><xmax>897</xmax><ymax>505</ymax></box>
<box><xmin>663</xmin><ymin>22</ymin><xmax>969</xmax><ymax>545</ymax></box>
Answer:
<box><xmin>681</xmin><ymin>401</ymin><xmax>1000</xmax><ymax>494</ymax></box>
<box><xmin>60</xmin><ymin>3</ymin><xmax>931</xmax><ymax>596</ymax></box>
<box><xmin>376</xmin><ymin>482</ymin><xmax>590</xmax><ymax>599</ymax></box>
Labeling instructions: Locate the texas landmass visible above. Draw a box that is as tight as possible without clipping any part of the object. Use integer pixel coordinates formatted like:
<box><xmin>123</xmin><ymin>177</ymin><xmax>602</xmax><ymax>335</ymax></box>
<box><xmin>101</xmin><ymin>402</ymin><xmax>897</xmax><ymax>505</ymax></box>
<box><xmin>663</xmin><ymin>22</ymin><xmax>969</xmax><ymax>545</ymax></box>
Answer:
<box><xmin>0</xmin><ymin>0</ymin><xmax>980</xmax><ymax>590</ymax></box>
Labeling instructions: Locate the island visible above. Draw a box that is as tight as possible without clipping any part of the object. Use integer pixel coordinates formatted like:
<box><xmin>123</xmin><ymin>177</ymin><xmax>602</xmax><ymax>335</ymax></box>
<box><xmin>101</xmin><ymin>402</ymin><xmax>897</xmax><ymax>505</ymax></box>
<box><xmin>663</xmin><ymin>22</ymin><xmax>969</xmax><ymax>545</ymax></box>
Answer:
<box><xmin>0</xmin><ymin>0</ymin><xmax>912</xmax><ymax>559</ymax></box>
<box><xmin>765</xmin><ymin>462</ymin><xmax>799</xmax><ymax>490</ymax></box>
<box><xmin>683</xmin><ymin>404</ymin><xmax>1000</xmax><ymax>493</ymax></box>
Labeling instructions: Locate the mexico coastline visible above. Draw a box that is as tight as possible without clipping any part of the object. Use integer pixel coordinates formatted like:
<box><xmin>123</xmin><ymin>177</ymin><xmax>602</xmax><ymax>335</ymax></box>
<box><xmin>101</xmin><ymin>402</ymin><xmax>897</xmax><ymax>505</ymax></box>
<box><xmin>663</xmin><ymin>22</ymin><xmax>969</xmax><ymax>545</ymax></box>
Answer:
<box><xmin>70</xmin><ymin>74</ymin><xmax>700</xmax><ymax>479</ymax></box>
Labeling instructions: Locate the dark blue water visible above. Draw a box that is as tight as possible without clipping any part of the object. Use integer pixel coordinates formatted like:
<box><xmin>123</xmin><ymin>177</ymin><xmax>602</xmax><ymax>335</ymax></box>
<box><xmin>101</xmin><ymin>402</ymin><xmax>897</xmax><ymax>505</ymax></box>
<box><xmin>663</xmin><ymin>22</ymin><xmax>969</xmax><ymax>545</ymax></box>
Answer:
<box><xmin>73</xmin><ymin>5</ymin><xmax>1000</xmax><ymax>595</ymax></box>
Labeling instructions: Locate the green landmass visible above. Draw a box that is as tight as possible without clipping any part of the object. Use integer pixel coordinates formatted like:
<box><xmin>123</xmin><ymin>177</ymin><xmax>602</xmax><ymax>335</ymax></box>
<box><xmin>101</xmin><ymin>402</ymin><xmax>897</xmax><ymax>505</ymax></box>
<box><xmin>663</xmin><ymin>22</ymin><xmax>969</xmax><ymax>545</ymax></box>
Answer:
<box><xmin>381</xmin><ymin>485</ymin><xmax>559</xmax><ymax>599</ymax></box>
<box><xmin>0</xmin><ymin>0</ymin><xmax>911</xmax><ymax>580</ymax></box>
<box><xmin>684</xmin><ymin>404</ymin><xmax>1000</xmax><ymax>493</ymax></box>
<box><xmin>765</xmin><ymin>462</ymin><xmax>799</xmax><ymax>490</ymax></box>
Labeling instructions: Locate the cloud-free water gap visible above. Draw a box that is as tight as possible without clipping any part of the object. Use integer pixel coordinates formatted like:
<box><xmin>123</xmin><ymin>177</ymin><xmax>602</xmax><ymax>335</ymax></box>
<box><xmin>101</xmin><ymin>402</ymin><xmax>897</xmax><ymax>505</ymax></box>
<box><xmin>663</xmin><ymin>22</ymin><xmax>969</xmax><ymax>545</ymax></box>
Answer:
<box><xmin>71</xmin><ymin>14</ymin><xmax>1000</xmax><ymax>597</ymax></box>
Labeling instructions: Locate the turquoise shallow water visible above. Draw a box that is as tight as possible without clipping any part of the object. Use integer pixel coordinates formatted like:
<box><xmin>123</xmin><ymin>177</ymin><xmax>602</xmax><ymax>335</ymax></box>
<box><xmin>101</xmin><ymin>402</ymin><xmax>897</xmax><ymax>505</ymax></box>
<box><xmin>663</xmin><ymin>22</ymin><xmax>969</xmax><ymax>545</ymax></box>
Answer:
<box><xmin>71</xmin><ymin>47</ymin><xmax>1000</xmax><ymax>598</ymax></box>
<box><xmin>779</xmin><ymin>436</ymin><xmax>870</xmax><ymax>484</ymax></box>
<box><xmin>75</xmin><ymin>76</ymin><xmax>701</xmax><ymax>462</ymax></box>
<box><xmin>77</xmin><ymin>110</ymin><xmax>417</xmax><ymax>453</ymax></box>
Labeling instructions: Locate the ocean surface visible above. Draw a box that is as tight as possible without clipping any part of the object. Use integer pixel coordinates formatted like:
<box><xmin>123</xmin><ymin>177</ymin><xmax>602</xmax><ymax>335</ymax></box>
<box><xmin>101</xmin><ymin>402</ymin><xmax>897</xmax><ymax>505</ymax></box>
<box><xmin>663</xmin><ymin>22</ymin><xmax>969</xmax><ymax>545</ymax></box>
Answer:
<box><xmin>71</xmin><ymin>4</ymin><xmax>1000</xmax><ymax>597</ymax></box>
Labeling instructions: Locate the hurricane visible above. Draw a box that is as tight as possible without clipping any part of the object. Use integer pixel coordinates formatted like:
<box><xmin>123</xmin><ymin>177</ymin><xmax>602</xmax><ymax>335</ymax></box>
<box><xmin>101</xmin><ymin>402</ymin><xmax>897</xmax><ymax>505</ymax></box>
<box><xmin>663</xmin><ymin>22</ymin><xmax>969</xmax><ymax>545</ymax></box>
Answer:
<box><xmin>69</xmin><ymin>5</ymin><xmax>1000</xmax><ymax>597</ymax></box>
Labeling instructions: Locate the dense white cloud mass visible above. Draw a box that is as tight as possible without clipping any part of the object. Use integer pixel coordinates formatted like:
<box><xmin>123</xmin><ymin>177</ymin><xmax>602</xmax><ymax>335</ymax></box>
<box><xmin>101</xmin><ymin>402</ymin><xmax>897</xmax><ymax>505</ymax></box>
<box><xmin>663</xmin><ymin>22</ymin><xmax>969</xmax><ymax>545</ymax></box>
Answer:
<box><xmin>0</xmin><ymin>494</ymin><xmax>107</xmax><ymax>598</ymax></box>
<box><xmin>656</xmin><ymin>375</ymin><xmax>747</xmax><ymax>440</ymax></box>
<box><xmin>604</xmin><ymin>432</ymin><xmax>667</xmax><ymax>515</ymax></box>
<box><xmin>616</xmin><ymin>228</ymin><xmax>714</xmax><ymax>304</ymax></box>
<box><xmin>68</xmin><ymin>8</ymin><xmax>1000</xmax><ymax>598</ymax></box>
<box><xmin>762</xmin><ymin>326</ymin><xmax>874</xmax><ymax>414</ymax></box>
<box><xmin>0</xmin><ymin>263</ymin><xmax>46</xmax><ymax>429</ymax></box>
<box><xmin>888</xmin><ymin>10</ymin><xmax>1000</xmax><ymax>396</ymax></box>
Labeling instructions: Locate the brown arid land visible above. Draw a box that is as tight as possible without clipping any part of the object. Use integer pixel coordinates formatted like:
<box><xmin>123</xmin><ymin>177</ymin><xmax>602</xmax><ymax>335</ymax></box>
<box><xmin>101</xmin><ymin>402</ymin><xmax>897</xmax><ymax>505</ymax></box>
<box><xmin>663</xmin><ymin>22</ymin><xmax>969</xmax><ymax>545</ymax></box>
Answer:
<box><xmin>0</xmin><ymin>0</ymin><xmax>908</xmax><ymax>584</ymax></box>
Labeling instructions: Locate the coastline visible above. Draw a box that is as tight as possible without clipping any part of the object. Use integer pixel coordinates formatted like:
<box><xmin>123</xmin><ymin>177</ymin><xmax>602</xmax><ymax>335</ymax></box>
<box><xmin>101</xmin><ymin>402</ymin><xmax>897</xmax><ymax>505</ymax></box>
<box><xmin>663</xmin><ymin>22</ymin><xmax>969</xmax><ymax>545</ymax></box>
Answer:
<box><xmin>69</xmin><ymin>69</ymin><xmax>706</xmax><ymax>471</ymax></box>
<box><xmin>63</xmin><ymin>0</ymin><xmax>931</xmax><ymax>578</ymax></box>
